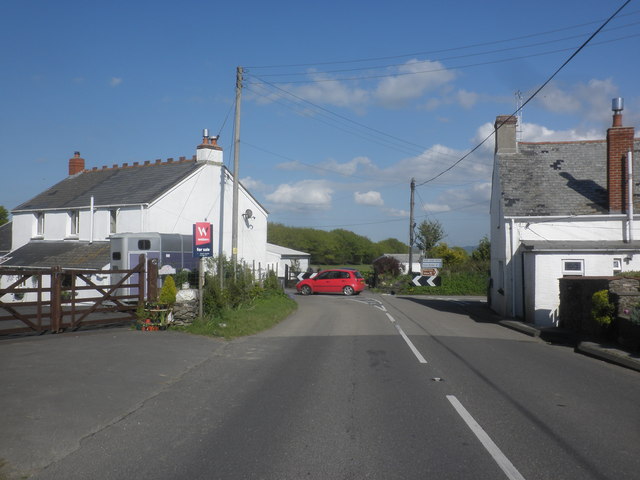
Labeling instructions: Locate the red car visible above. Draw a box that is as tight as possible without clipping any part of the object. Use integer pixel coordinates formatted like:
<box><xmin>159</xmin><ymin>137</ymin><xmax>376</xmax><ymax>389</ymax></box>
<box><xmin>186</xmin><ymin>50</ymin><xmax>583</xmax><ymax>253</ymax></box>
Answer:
<box><xmin>296</xmin><ymin>269</ymin><xmax>366</xmax><ymax>296</ymax></box>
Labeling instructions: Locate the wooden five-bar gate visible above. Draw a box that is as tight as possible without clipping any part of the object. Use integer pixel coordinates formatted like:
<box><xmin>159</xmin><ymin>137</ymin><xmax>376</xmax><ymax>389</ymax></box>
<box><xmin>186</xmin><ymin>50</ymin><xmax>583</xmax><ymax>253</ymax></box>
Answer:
<box><xmin>0</xmin><ymin>256</ymin><xmax>158</xmax><ymax>336</ymax></box>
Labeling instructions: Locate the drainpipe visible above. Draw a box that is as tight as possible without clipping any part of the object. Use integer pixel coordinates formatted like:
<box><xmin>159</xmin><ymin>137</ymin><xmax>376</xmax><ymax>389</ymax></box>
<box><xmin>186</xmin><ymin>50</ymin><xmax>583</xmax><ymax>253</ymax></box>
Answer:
<box><xmin>628</xmin><ymin>150</ymin><xmax>634</xmax><ymax>242</ymax></box>
<box><xmin>510</xmin><ymin>218</ymin><xmax>516</xmax><ymax>318</ymax></box>
<box><xmin>89</xmin><ymin>196</ymin><xmax>94</xmax><ymax>244</ymax></box>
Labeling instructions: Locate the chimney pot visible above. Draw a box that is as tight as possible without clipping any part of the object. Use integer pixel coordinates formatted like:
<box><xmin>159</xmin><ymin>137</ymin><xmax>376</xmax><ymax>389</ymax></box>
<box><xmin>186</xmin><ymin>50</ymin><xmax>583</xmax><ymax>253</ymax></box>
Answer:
<box><xmin>612</xmin><ymin>97</ymin><xmax>624</xmax><ymax>127</ymax></box>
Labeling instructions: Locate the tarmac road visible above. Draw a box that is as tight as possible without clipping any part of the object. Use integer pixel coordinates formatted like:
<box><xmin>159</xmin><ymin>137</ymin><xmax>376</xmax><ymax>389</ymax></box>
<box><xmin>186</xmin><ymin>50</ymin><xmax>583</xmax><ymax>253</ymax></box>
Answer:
<box><xmin>1</xmin><ymin>292</ymin><xmax>639</xmax><ymax>479</ymax></box>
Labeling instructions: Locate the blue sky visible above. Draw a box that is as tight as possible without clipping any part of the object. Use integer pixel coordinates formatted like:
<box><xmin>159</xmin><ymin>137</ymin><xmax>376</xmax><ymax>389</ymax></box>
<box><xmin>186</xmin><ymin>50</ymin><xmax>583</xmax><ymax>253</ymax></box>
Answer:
<box><xmin>2</xmin><ymin>0</ymin><xmax>639</xmax><ymax>248</ymax></box>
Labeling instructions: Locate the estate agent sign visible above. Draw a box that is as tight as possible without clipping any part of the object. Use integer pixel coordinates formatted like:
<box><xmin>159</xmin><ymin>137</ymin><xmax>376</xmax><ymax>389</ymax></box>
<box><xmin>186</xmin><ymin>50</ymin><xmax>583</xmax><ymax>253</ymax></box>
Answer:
<box><xmin>193</xmin><ymin>222</ymin><xmax>213</xmax><ymax>258</ymax></box>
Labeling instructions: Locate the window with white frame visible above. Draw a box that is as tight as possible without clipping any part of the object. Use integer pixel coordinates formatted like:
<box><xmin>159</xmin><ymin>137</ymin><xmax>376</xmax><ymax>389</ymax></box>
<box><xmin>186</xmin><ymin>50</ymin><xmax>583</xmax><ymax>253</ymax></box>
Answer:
<box><xmin>613</xmin><ymin>258</ymin><xmax>622</xmax><ymax>273</ymax></box>
<box><xmin>562</xmin><ymin>259</ymin><xmax>584</xmax><ymax>276</ymax></box>
<box><xmin>69</xmin><ymin>210</ymin><xmax>79</xmax><ymax>236</ymax></box>
<box><xmin>35</xmin><ymin>212</ymin><xmax>45</xmax><ymax>236</ymax></box>
<box><xmin>109</xmin><ymin>209</ymin><xmax>117</xmax><ymax>234</ymax></box>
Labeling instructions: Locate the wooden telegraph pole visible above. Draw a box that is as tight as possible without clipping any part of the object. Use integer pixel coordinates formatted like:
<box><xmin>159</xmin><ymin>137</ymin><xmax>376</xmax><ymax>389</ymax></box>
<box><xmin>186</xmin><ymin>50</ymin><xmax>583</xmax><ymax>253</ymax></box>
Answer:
<box><xmin>231</xmin><ymin>66</ymin><xmax>242</xmax><ymax>276</ymax></box>
<box><xmin>409</xmin><ymin>178</ymin><xmax>415</xmax><ymax>275</ymax></box>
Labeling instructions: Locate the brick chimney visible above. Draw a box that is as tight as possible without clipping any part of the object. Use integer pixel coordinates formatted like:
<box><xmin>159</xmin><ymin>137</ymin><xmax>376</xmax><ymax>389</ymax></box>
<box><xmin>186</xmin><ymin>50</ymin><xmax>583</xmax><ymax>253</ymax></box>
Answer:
<box><xmin>607</xmin><ymin>98</ymin><xmax>634</xmax><ymax>213</ymax></box>
<box><xmin>68</xmin><ymin>151</ymin><xmax>85</xmax><ymax>176</ymax></box>
<box><xmin>196</xmin><ymin>129</ymin><xmax>223</xmax><ymax>163</ymax></box>
<box><xmin>494</xmin><ymin>115</ymin><xmax>518</xmax><ymax>154</ymax></box>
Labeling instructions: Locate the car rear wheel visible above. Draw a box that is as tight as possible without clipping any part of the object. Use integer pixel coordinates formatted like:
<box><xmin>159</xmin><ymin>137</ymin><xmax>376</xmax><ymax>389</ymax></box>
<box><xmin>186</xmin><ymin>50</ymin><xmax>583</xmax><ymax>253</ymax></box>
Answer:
<box><xmin>300</xmin><ymin>285</ymin><xmax>312</xmax><ymax>295</ymax></box>
<box><xmin>343</xmin><ymin>285</ymin><xmax>355</xmax><ymax>296</ymax></box>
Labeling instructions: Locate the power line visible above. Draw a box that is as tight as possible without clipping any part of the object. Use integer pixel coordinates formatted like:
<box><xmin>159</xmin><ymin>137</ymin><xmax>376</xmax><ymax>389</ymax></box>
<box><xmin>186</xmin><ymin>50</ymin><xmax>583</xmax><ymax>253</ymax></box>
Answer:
<box><xmin>415</xmin><ymin>0</ymin><xmax>633</xmax><ymax>187</ymax></box>
<box><xmin>244</xmin><ymin>83</ymin><xmax>433</xmax><ymax>157</ymax></box>
<box><xmin>251</xmin><ymin>21</ymin><xmax>640</xmax><ymax>79</ymax></box>
<box><xmin>246</xmin><ymin>10</ymin><xmax>640</xmax><ymax>70</ymax></box>
<box><xmin>246</xmin><ymin>32</ymin><xmax>640</xmax><ymax>85</ymax></box>
<box><xmin>246</xmin><ymin>75</ymin><xmax>465</xmax><ymax>162</ymax></box>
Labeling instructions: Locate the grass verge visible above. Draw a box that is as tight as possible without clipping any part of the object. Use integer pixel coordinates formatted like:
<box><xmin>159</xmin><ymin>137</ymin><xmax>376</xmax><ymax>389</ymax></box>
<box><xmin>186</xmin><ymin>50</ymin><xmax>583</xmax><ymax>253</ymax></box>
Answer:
<box><xmin>180</xmin><ymin>293</ymin><xmax>298</xmax><ymax>339</ymax></box>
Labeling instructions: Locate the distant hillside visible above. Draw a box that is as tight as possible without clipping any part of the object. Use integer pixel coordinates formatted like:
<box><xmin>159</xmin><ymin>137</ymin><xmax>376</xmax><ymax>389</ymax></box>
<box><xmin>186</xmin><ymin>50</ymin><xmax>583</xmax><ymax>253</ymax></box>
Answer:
<box><xmin>267</xmin><ymin>223</ymin><xmax>408</xmax><ymax>265</ymax></box>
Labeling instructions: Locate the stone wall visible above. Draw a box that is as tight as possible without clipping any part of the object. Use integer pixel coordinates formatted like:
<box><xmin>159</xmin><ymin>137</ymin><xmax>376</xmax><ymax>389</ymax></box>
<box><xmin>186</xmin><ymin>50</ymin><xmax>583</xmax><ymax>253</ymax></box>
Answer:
<box><xmin>608</xmin><ymin>277</ymin><xmax>640</xmax><ymax>317</ymax></box>
<box><xmin>171</xmin><ymin>288</ymin><xmax>199</xmax><ymax>326</ymax></box>
<box><xmin>559</xmin><ymin>276</ymin><xmax>640</xmax><ymax>338</ymax></box>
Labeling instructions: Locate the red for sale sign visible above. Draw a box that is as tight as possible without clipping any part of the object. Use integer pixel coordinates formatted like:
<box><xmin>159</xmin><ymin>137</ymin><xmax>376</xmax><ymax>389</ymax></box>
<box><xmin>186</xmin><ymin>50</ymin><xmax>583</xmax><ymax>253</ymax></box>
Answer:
<box><xmin>193</xmin><ymin>222</ymin><xmax>213</xmax><ymax>257</ymax></box>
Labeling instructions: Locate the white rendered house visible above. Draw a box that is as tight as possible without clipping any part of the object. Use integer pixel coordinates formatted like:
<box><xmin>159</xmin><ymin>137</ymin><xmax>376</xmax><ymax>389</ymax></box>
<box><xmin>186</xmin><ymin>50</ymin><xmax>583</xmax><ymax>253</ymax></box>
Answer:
<box><xmin>490</xmin><ymin>100</ymin><xmax>640</xmax><ymax>327</ymax></box>
<box><xmin>3</xmin><ymin>133</ymin><xmax>270</xmax><ymax>273</ymax></box>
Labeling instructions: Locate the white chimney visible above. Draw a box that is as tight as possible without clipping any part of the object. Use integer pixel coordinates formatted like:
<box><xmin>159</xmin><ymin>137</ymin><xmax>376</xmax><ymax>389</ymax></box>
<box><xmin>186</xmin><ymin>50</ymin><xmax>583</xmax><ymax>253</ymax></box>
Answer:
<box><xmin>196</xmin><ymin>130</ymin><xmax>223</xmax><ymax>163</ymax></box>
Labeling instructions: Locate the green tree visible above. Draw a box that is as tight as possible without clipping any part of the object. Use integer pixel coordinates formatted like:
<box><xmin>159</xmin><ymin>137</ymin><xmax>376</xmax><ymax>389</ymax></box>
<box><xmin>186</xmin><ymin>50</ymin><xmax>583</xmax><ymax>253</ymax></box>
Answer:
<box><xmin>430</xmin><ymin>243</ymin><xmax>469</xmax><ymax>266</ymax></box>
<box><xmin>472</xmin><ymin>236</ymin><xmax>490</xmax><ymax>262</ymax></box>
<box><xmin>0</xmin><ymin>206</ymin><xmax>8</xmax><ymax>226</ymax></box>
<box><xmin>375</xmin><ymin>238</ymin><xmax>408</xmax><ymax>254</ymax></box>
<box><xmin>415</xmin><ymin>219</ymin><xmax>444</xmax><ymax>255</ymax></box>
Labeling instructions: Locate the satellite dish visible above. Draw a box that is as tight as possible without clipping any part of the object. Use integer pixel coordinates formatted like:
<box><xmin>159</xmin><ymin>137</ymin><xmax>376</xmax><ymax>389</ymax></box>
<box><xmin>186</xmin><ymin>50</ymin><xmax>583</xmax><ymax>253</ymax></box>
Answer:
<box><xmin>244</xmin><ymin>209</ymin><xmax>253</xmax><ymax>218</ymax></box>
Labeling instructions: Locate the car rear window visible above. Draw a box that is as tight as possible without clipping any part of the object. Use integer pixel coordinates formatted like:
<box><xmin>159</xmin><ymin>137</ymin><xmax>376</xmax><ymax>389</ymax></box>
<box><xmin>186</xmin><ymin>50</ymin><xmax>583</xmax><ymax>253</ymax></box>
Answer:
<box><xmin>354</xmin><ymin>271</ymin><xmax>363</xmax><ymax>278</ymax></box>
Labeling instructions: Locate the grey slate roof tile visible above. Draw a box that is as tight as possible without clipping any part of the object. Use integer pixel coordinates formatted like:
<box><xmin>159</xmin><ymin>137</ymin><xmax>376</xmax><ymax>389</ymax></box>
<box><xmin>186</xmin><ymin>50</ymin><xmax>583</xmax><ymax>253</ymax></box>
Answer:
<box><xmin>13</xmin><ymin>159</ymin><xmax>203</xmax><ymax>211</ymax></box>
<box><xmin>0</xmin><ymin>241</ymin><xmax>110</xmax><ymax>269</ymax></box>
<box><xmin>498</xmin><ymin>139</ymin><xmax>640</xmax><ymax>216</ymax></box>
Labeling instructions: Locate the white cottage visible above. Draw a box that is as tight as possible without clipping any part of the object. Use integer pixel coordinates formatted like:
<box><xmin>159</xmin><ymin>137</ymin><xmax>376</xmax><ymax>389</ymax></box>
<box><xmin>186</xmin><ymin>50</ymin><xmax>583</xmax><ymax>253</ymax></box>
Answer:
<box><xmin>2</xmin><ymin>132</ymin><xmax>270</xmax><ymax>274</ymax></box>
<box><xmin>490</xmin><ymin>100</ymin><xmax>640</xmax><ymax>327</ymax></box>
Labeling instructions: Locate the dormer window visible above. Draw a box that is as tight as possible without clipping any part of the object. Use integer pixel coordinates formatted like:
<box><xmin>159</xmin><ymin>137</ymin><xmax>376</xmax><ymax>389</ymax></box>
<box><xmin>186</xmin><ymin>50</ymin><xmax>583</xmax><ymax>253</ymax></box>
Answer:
<box><xmin>69</xmin><ymin>210</ymin><xmax>79</xmax><ymax>236</ymax></box>
<box><xmin>35</xmin><ymin>212</ymin><xmax>45</xmax><ymax>237</ymax></box>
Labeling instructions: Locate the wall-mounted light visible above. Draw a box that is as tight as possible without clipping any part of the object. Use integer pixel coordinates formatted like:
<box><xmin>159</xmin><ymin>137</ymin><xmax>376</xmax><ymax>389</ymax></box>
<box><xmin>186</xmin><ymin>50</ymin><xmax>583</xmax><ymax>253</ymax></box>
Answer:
<box><xmin>242</xmin><ymin>208</ymin><xmax>255</xmax><ymax>229</ymax></box>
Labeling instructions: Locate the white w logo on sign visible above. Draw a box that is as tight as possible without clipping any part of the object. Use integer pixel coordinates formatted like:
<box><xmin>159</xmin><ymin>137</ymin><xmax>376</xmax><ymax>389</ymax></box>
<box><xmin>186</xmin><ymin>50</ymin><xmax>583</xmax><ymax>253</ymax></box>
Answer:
<box><xmin>197</xmin><ymin>226</ymin><xmax>208</xmax><ymax>237</ymax></box>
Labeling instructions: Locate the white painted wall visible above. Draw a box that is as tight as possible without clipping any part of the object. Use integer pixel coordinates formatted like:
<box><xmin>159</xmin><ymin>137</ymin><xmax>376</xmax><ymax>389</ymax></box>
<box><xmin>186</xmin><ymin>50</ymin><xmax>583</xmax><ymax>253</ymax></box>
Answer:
<box><xmin>9</xmin><ymin>157</ymin><xmax>270</xmax><ymax>272</ymax></box>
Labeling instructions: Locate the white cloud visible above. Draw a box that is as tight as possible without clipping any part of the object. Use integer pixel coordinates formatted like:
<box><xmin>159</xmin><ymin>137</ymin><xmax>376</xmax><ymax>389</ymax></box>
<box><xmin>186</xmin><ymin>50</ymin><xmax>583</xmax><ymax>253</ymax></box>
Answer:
<box><xmin>374</xmin><ymin>59</ymin><xmax>456</xmax><ymax>108</ymax></box>
<box><xmin>521</xmin><ymin>122</ymin><xmax>601</xmax><ymax>142</ymax></box>
<box><xmin>383</xmin><ymin>207</ymin><xmax>409</xmax><ymax>217</ymax></box>
<box><xmin>422</xmin><ymin>203</ymin><xmax>451</xmax><ymax>213</ymax></box>
<box><xmin>536</xmin><ymin>83</ymin><xmax>581</xmax><ymax>113</ymax></box>
<box><xmin>383</xmin><ymin>143</ymin><xmax>491</xmax><ymax>185</ymax></box>
<box><xmin>324</xmin><ymin>156</ymin><xmax>373</xmax><ymax>176</ymax></box>
<box><xmin>275</xmin><ymin>161</ymin><xmax>303</xmax><ymax>171</ymax></box>
<box><xmin>109</xmin><ymin>77</ymin><xmax>123</xmax><ymax>87</ymax></box>
<box><xmin>423</xmin><ymin>181</ymin><xmax>491</xmax><ymax>215</ymax></box>
<box><xmin>266</xmin><ymin>180</ymin><xmax>333</xmax><ymax>211</ymax></box>
<box><xmin>535</xmin><ymin>78</ymin><xmax>619</xmax><ymax>122</ymax></box>
<box><xmin>354</xmin><ymin>191</ymin><xmax>384</xmax><ymax>206</ymax></box>
<box><xmin>456</xmin><ymin>89</ymin><xmax>480</xmax><ymax>109</ymax></box>
<box><xmin>241</xmin><ymin>176</ymin><xmax>268</xmax><ymax>192</ymax></box>
<box><xmin>280</xmin><ymin>72</ymin><xmax>370</xmax><ymax>111</ymax></box>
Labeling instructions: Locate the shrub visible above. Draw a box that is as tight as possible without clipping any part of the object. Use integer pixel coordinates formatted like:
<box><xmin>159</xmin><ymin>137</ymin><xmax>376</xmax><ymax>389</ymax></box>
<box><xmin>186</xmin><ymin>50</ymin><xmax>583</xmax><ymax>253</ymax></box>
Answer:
<box><xmin>262</xmin><ymin>270</ymin><xmax>283</xmax><ymax>294</ymax></box>
<box><xmin>591</xmin><ymin>289</ymin><xmax>615</xmax><ymax>326</ymax></box>
<box><xmin>373</xmin><ymin>256</ymin><xmax>402</xmax><ymax>276</ymax></box>
<box><xmin>159</xmin><ymin>276</ymin><xmax>177</xmax><ymax>306</ymax></box>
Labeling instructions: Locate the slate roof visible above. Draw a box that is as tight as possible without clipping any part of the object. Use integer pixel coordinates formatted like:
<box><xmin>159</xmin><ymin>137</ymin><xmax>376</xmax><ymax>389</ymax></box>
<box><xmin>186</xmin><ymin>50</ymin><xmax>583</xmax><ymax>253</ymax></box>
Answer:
<box><xmin>521</xmin><ymin>240</ymin><xmax>640</xmax><ymax>252</ymax></box>
<box><xmin>497</xmin><ymin>139</ymin><xmax>640</xmax><ymax>217</ymax></box>
<box><xmin>12</xmin><ymin>158</ymin><xmax>203</xmax><ymax>211</ymax></box>
<box><xmin>0</xmin><ymin>241</ymin><xmax>110</xmax><ymax>269</ymax></box>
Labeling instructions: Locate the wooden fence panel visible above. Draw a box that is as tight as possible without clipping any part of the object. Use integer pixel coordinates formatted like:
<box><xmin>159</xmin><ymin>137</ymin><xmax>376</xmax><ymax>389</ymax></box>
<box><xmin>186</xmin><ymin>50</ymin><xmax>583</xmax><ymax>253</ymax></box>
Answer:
<box><xmin>0</xmin><ymin>256</ymin><xmax>154</xmax><ymax>336</ymax></box>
